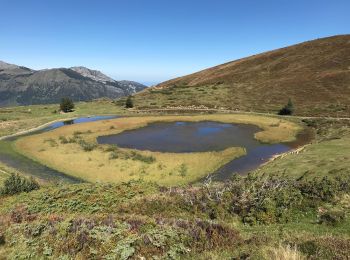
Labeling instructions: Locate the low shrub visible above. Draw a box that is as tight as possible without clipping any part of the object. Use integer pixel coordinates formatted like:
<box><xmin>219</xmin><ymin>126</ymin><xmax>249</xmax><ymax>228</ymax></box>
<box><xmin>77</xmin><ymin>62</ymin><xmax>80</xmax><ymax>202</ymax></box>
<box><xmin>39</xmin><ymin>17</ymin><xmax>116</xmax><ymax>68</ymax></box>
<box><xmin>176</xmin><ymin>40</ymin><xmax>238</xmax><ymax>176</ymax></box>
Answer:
<box><xmin>178</xmin><ymin>174</ymin><xmax>350</xmax><ymax>225</ymax></box>
<box><xmin>78</xmin><ymin>140</ymin><xmax>97</xmax><ymax>152</ymax></box>
<box><xmin>44</xmin><ymin>138</ymin><xmax>58</xmax><ymax>147</ymax></box>
<box><xmin>298</xmin><ymin>176</ymin><xmax>350</xmax><ymax>201</ymax></box>
<box><xmin>130</xmin><ymin>151</ymin><xmax>155</xmax><ymax>164</ymax></box>
<box><xmin>104</xmin><ymin>145</ymin><xmax>119</xmax><ymax>152</ymax></box>
<box><xmin>228</xmin><ymin>176</ymin><xmax>303</xmax><ymax>224</ymax></box>
<box><xmin>318</xmin><ymin>208</ymin><xmax>345</xmax><ymax>226</ymax></box>
<box><xmin>298</xmin><ymin>240</ymin><xmax>319</xmax><ymax>257</ymax></box>
<box><xmin>0</xmin><ymin>174</ymin><xmax>39</xmax><ymax>196</ymax></box>
<box><xmin>73</xmin><ymin>131</ymin><xmax>83</xmax><ymax>136</ymax></box>
<box><xmin>69</xmin><ymin>135</ymin><xmax>82</xmax><ymax>143</ymax></box>
<box><xmin>109</xmin><ymin>151</ymin><xmax>119</xmax><ymax>160</ymax></box>
<box><xmin>179</xmin><ymin>164</ymin><xmax>188</xmax><ymax>177</ymax></box>
<box><xmin>298</xmin><ymin>236</ymin><xmax>350</xmax><ymax>259</ymax></box>
<box><xmin>59</xmin><ymin>136</ymin><xmax>69</xmax><ymax>144</ymax></box>
<box><xmin>59</xmin><ymin>135</ymin><xmax>82</xmax><ymax>144</ymax></box>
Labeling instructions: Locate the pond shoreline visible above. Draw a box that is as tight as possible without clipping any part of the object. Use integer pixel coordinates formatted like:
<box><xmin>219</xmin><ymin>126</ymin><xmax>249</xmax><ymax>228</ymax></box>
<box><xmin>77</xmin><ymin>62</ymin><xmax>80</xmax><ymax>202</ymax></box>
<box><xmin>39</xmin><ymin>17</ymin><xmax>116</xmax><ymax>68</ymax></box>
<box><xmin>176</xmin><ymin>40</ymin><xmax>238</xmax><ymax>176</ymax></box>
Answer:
<box><xmin>2</xmin><ymin>114</ymin><xmax>308</xmax><ymax>185</ymax></box>
<box><xmin>0</xmin><ymin>117</ymin><xmax>78</xmax><ymax>141</ymax></box>
<box><xmin>0</xmin><ymin>115</ymin><xmax>120</xmax><ymax>183</ymax></box>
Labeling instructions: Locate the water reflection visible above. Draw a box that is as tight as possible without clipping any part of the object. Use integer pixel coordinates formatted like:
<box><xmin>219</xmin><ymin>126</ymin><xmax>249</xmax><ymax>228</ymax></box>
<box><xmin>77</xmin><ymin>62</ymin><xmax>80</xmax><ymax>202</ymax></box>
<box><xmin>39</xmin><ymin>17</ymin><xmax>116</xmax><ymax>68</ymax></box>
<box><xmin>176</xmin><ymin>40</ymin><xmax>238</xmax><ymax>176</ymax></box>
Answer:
<box><xmin>97</xmin><ymin>121</ymin><xmax>312</xmax><ymax>179</ymax></box>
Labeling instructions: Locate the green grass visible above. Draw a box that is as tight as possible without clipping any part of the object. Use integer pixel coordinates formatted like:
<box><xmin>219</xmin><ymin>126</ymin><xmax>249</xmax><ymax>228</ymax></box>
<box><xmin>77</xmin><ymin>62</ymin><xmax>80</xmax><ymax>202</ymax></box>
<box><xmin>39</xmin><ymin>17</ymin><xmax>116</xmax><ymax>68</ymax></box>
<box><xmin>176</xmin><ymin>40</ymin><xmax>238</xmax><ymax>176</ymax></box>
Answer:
<box><xmin>255</xmin><ymin>119</ymin><xmax>350</xmax><ymax>180</ymax></box>
<box><xmin>258</xmin><ymin>137</ymin><xmax>350</xmax><ymax>179</ymax></box>
<box><xmin>0</xmin><ymin>148</ymin><xmax>27</xmax><ymax>186</ymax></box>
<box><xmin>0</xmin><ymin>163</ymin><xmax>11</xmax><ymax>186</ymax></box>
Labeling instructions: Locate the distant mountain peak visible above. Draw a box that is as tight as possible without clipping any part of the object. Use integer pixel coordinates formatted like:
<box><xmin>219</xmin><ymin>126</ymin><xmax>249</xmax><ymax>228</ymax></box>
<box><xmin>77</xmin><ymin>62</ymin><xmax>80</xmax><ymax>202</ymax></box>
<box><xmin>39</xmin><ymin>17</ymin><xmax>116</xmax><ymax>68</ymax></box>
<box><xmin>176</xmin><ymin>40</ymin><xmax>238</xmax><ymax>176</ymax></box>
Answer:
<box><xmin>0</xmin><ymin>60</ymin><xmax>33</xmax><ymax>75</ymax></box>
<box><xmin>70</xmin><ymin>66</ymin><xmax>115</xmax><ymax>83</ymax></box>
<box><xmin>0</xmin><ymin>61</ymin><xmax>147</xmax><ymax>106</ymax></box>
<box><xmin>0</xmin><ymin>60</ymin><xmax>20</xmax><ymax>70</ymax></box>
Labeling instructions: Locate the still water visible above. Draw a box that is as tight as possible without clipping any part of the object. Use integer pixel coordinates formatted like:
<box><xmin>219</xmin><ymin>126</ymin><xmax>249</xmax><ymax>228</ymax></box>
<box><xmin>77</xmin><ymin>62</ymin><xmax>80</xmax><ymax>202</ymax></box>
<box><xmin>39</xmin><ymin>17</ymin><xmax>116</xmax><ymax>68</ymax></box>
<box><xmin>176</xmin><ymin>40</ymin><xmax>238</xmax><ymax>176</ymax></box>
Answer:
<box><xmin>0</xmin><ymin>118</ymin><xmax>311</xmax><ymax>183</ymax></box>
<box><xmin>97</xmin><ymin>121</ymin><xmax>311</xmax><ymax>180</ymax></box>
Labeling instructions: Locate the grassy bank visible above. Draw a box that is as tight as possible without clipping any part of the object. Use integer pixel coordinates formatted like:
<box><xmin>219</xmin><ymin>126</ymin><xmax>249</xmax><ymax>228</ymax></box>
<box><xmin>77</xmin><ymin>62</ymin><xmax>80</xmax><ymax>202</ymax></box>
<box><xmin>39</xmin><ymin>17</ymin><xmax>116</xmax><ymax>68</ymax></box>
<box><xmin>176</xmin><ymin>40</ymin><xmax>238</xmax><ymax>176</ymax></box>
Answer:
<box><xmin>0</xmin><ymin>163</ymin><xmax>11</xmax><ymax>186</ymax></box>
<box><xmin>0</xmin><ymin>142</ymin><xmax>28</xmax><ymax>186</ymax></box>
<box><xmin>0</xmin><ymin>100</ymin><xmax>125</xmax><ymax>138</ymax></box>
<box><xmin>14</xmin><ymin>114</ymin><xmax>301</xmax><ymax>185</ymax></box>
<box><xmin>255</xmin><ymin>118</ymin><xmax>350</xmax><ymax>180</ymax></box>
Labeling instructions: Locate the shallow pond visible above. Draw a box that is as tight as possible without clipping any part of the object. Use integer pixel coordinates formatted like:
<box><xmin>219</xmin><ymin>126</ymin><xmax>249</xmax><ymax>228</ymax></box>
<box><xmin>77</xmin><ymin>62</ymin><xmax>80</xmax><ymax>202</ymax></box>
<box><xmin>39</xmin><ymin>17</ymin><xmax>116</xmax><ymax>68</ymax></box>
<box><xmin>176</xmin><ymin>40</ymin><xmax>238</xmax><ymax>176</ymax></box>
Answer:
<box><xmin>97</xmin><ymin>121</ymin><xmax>312</xmax><ymax>180</ymax></box>
<box><xmin>0</xmin><ymin>117</ymin><xmax>311</xmax><ymax>183</ymax></box>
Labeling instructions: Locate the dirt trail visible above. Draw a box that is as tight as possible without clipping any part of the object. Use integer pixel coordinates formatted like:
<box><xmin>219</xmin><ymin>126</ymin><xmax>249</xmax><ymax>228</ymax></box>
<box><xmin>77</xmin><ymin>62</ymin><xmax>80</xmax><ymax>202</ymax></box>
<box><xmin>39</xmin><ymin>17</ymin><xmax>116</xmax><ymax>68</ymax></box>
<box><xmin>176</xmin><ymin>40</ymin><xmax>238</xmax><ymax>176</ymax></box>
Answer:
<box><xmin>1</xmin><ymin>110</ymin><xmax>349</xmax><ymax>142</ymax></box>
<box><xmin>0</xmin><ymin>117</ymin><xmax>77</xmax><ymax>141</ymax></box>
<box><xmin>134</xmin><ymin>108</ymin><xmax>350</xmax><ymax>120</ymax></box>
<box><xmin>0</xmin><ymin>168</ymin><xmax>10</xmax><ymax>176</ymax></box>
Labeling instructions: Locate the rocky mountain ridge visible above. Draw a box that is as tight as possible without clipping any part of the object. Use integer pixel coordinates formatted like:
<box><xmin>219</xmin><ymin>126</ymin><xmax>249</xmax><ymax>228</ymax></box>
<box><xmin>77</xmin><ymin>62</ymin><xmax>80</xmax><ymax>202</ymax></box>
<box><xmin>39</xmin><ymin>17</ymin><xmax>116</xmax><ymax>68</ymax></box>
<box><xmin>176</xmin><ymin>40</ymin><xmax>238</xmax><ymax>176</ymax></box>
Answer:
<box><xmin>0</xmin><ymin>61</ymin><xmax>147</xmax><ymax>106</ymax></box>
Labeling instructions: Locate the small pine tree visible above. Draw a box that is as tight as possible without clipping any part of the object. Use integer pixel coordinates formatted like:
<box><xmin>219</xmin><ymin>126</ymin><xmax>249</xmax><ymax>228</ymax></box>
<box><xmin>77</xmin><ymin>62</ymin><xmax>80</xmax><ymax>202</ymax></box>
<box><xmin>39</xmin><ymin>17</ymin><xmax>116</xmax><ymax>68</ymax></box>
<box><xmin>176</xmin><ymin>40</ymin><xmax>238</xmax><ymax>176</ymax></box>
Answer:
<box><xmin>60</xmin><ymin>97</ymin><xmax>75</xmax><ymax>113</ymax></box>
<box><xmin>278</xmin><ymin>98</ymin><xmax>294</xmax><ymax>115</ymax></box>
<box><xmin>125</xmin><ymin>96</ymin><xmax>133</xmax><ymax>108</ymax></box>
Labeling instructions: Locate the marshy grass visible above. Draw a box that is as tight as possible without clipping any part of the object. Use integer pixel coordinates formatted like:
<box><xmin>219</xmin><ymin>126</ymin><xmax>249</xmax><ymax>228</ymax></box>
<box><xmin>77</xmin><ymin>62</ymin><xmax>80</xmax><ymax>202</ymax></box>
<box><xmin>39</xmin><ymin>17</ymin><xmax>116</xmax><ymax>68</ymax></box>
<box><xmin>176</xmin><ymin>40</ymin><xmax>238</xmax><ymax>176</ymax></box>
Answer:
<box><xmin>14</xmin><ymin>114</ymin><xmax>300</xmax><ymax>185</ymax></box>
<box><xmin>43</xmin><ymin>138</ymin><xmax>58</xmax><ymax>147</ymax></box>
<box><xmin>78</xmin><ymin>140</ymin><xmax>97</xmax><ymax>152</ymax></box>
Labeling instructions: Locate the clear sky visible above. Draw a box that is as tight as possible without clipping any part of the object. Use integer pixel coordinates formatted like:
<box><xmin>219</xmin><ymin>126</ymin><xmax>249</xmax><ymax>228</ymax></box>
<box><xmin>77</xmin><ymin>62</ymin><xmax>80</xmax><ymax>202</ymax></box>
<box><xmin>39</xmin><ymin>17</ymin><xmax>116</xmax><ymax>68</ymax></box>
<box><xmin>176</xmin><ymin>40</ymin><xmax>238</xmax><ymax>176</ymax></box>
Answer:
<box><xmin>0</xmin><ymin>0</ymin><xmax>349</xmax><ymax>85</ymax></box>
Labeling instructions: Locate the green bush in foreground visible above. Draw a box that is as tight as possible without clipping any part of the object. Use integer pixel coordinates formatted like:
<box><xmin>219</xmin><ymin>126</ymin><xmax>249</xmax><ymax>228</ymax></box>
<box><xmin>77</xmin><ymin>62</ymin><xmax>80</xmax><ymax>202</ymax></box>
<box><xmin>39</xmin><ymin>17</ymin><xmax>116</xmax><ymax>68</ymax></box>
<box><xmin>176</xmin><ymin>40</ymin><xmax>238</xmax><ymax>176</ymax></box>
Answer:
<box><xmin>0</xmin><ymin>173</ymin><xmax>39</xmax><ymax>196</ymax></box>
<box><xmin>0</xmin><ymin>175</ymin><xmax>349</xmax><ymax>259</ymax></box>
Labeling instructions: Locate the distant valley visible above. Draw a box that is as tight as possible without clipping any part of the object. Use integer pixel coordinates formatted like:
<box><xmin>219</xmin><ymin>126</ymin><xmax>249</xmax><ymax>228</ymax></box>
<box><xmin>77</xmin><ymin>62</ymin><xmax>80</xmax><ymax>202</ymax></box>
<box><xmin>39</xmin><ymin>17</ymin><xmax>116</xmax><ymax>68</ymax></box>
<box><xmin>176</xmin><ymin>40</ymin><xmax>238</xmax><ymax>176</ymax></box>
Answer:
<box><xmin>0</xmin><ymin>61</ymin><xmax>147</xmax><ymax>106</ymax></box>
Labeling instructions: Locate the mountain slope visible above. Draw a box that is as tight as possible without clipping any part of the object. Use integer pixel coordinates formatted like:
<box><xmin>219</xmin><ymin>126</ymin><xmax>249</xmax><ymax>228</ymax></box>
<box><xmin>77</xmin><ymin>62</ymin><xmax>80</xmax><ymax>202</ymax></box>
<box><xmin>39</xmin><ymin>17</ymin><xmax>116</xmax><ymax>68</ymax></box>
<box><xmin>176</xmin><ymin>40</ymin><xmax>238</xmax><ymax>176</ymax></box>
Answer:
<box><xmin>133</xmin><ymin>35</ymin><xmax>350</xmax><ymax>116</ymax></box>
<box><xmin>0</xmin><ymin>62</ymin><xmax>147</xmax><ymax>106</ymax></box>
<box><xmin>70</xmin><ymin>66</ymin><xmax>115</xmax><ymax>83</ymax></box>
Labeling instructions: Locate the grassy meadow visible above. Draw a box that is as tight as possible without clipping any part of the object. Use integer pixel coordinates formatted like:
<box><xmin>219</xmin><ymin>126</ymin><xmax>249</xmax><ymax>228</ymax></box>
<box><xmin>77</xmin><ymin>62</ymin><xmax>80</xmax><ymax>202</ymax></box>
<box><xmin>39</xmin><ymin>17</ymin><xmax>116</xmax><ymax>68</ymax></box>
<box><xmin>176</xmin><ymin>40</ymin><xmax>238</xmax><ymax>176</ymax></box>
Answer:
<box><xmin>126</xmin><ymin>84</ymin><xmax>236</xmax><ymax>110</ymax></box>
<box><xmin>0</xmin><ymin>105</ymin><xmax>349</xmax><ymax>259</ymax></box>
<box><xmin>0</xmin><ymin>99</ymin><xmax>125</xmax><ymax>138</ymax></box>
<box><xmin>14</xmin><ymin>114</ymin><xmax>301</xmax><ymax>185</ymax></box>
<box><xmin>255</xmin><ymin>118</ymin><xmax>350</xmax><ymax>180</ymax></box>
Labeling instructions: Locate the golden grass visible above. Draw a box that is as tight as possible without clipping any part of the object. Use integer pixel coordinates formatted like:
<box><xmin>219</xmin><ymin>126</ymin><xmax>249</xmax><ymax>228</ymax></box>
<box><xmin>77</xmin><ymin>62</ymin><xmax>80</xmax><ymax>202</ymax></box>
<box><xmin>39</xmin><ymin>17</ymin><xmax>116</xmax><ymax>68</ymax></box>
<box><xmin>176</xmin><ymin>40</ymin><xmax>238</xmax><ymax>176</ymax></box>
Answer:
<box><xmin>27</xmin><ymin>114</ymin><xmax>300</xmax><ymax>143</ymax></box>
<box><xmin>15</xmin><ymin>114</ymin><xmax>301</xmax><ymax>185</ymax></box>
<box><xmin>267</xmin><ymin>244</ymin><xmax>306</xmax><ymax>260</ymax></box>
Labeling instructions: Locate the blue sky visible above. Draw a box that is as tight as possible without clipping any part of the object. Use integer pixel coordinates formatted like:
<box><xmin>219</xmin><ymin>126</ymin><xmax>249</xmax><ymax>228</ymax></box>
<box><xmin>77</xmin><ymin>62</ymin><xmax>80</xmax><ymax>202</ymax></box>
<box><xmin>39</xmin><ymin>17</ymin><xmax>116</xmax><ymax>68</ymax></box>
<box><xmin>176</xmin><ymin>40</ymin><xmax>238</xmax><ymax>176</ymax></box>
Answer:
<box><xmin>0</xmin><ymin>0</ymin><xmax>349</xmax><ymax>85</ymax></box>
